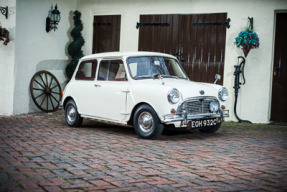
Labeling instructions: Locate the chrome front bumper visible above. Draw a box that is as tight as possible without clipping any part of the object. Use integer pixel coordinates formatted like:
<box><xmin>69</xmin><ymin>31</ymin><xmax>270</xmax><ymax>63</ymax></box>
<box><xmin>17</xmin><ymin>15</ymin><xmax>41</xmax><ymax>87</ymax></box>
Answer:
<box><xmin>162</xmin><ymin>109</ymin><xmax>229</xmax><ymax>125</ymax></box>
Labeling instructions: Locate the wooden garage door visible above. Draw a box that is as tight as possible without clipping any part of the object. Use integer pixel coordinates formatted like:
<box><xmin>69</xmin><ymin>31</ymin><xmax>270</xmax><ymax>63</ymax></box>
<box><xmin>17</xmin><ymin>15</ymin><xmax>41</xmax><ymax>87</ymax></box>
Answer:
<box><xmin>138</xmin><ymin>13</ymin><xmax>228</xmax><ymax>85</ymax></box>
<box><xmin>93</xmin><ymin>15</ymin><xmax>121</xmax><ymax>53</ymax></box>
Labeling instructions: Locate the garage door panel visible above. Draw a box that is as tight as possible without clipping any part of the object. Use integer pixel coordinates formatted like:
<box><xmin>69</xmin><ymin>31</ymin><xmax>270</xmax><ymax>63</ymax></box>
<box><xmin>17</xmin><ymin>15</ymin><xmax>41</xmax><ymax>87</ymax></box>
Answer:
<box><xmin>138</xmin><ymin>13</ymin><xmax>227</xmax><ymax>85</ymax></box>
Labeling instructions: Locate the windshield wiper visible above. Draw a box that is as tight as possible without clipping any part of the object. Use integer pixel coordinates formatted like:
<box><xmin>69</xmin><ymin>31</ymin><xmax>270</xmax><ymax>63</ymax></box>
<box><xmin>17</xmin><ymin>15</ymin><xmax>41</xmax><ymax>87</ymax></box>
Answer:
<box><xmin>134</xmin><ymin>75</ymin><xmax>153</xmax><ymax>80</ymax></box>
<box><xmin>161</xmin><ymin>75</ymin><xmax>179</xmax><ymax>79</ymax></box>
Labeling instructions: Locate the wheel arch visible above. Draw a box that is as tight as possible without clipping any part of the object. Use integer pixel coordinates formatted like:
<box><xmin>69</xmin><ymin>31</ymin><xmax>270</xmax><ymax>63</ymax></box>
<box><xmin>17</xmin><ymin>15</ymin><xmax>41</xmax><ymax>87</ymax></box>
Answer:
<box><xmin>127</xmin><ymin>102</ymin><xmax>160</xmax><ymax>126</ymax></box>
<box><xmin>63</xmin><ymin>96</ymin><xmax>75</xmax><ymax>109</ymax></box>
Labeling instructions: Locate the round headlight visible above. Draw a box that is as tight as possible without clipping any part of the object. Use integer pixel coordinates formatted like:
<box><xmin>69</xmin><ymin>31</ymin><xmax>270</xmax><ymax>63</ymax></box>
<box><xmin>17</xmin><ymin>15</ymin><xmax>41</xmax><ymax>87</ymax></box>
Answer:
<box><xmin>218</xmin><ymin>87</ymin><xmax>228</xmax><ymax>101</ymax></box>
<box><xmin>168</xmin><ymin>88</ymin><xmax>180</xmax><ymax>104</ymax></box>
<box><xmin>209</xmin><ymin>101</ymin><xmax>219</xmax><ymax>113</ymax></box>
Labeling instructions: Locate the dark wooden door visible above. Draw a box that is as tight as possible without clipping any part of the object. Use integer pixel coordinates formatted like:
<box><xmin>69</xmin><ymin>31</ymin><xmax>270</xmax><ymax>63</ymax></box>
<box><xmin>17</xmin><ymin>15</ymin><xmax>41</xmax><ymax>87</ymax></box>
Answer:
<box><xmin>93</xmin><ymin>15</ymin><xmax>121</xmax><ymax>53</ymax></box>
<box><xmin>138</xmin><ymin>13</ymin><xmax>227</xmax><ymax>85</ymax></box>
<box><xmin>271</xmin><ymin>13</ymin><xmax>287</xmax><ymax>122</ymax></box>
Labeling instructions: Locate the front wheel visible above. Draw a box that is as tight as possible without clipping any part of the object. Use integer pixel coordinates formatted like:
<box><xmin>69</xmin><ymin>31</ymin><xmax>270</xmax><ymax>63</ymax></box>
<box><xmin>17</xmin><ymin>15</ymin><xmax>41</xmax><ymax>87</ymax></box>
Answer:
<box><xmin>64</xmin><ymin>100</ymin><xmax>83</xmax><ymax>127</ymax></box>
<box><xmin>133</xmin><ymin>105</ymin><xmax>164</xmax><ymax>139</ymax></box>
<box><xmin>199</xmin><ymin>122</ymin><xmax>222</xmax><ymax>133</ymax></box>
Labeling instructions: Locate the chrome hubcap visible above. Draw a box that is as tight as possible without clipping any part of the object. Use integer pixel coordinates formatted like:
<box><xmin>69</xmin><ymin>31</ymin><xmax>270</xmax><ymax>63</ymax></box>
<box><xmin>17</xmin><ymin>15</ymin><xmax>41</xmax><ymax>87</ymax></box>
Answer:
<box><xmin>138</xmin><ymin>112</ymin><xmax>154</xmax><ymax>133</ymax></box>
<box><xmin>67</xmin><ymin>105</ymin><xmax>76</xmax><ymax>122</ymax></box>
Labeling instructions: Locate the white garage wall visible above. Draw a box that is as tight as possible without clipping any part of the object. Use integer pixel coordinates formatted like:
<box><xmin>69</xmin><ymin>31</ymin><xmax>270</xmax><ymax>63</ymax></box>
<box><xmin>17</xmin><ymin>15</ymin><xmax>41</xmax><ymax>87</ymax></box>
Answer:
<box><xmin>13</xmin><ymin>0</ymin><xmax>76</xmax><ymax>114</ymax></box>
<box><xmin>76</xmin><ymin>0</ymin><xmax>287</xmax><ymax>123</ymax></box>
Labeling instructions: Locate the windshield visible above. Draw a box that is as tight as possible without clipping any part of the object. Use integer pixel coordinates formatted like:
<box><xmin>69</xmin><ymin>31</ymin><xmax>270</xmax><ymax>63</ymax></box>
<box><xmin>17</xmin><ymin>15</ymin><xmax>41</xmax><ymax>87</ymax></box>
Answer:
<box><xmin>127</xmin><ymin>56</ymin><xmax>188</xmax><ymax>80</ymax></box>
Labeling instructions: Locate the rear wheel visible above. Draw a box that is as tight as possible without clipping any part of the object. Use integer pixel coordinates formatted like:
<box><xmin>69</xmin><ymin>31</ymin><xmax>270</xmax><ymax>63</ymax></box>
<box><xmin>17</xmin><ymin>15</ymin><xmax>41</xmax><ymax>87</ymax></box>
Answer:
<box><xmin>64</xmin><ymin>100</ymin><xmax>83</xmax><ymax>127</ymax></box>
<box><xmin>199</xmin><ymin>122</ymin><xmax>222</xmax><ymax>133</ymax></box>
<box><xmin>133</xmin><ymin>105</ymin><xmax>164</xmax><ymax>139</ymax></box>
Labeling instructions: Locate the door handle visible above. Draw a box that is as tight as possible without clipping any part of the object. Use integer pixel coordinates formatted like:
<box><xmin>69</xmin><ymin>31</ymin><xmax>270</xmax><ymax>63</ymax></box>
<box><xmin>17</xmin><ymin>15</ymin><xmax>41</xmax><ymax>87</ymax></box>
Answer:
<box><xmin>274</xmin><ymin>58</ymin><xmax>281</xmax><ymax>77</ymax></box>
<box><xmin>94</xmin><ymin>84</ymin><xmax>101</xmax><ymax>87</ymax></box>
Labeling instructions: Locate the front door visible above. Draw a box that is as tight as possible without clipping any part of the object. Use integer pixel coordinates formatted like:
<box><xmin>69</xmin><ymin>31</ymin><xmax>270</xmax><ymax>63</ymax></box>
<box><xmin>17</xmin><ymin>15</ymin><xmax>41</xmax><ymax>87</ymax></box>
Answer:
<box><xmin>94</xmin><ymin>59</ymin><xmax>128</xmax><ymax>122</ymax></box>
<box><xmin>138</xmin><ymin>13</ymin><xmax>228</xmax><ymax>85</ymax></box>
<box><xmin>93</xmin><ymin>15</ymin><xmax>121</xmax><ymax>53</ymax></box>
<box><xmin>271</xmin><ymin>13</ymin><xmax>287</xmax><ymax>122</ymax></box>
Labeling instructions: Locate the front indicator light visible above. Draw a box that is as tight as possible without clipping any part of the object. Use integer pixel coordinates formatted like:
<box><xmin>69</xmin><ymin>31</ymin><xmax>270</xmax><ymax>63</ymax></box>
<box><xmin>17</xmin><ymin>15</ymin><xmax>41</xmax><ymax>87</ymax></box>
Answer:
<box><xmin>171</xmin><ymin>108</ymin><xmax>177</xmax><ymax>114</ymax></box>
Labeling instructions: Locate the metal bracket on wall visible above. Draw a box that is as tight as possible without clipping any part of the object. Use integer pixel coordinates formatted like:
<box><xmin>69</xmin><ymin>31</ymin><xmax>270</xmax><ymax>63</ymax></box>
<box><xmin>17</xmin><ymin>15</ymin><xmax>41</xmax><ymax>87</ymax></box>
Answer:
<box><xmin>192</xmin><ymin>18</ymin><xmax>231</xmax><ymax>28</ymax></box>
<box><xmin>136</xmin><ymin>22</ymin><xmax>169</xmax><ymax>29</ymax></box>
<box><xmin>0</xmin><ymin>6</ymin><xmax>8</xmax><ymax>19</ymax></box>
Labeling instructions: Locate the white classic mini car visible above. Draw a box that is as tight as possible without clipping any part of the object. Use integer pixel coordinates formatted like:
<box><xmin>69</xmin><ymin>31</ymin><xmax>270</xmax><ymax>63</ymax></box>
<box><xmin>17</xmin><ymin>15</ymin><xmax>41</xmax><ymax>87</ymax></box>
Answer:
<box><xmin>62</xmin><ymin>52</ymin><xmax>229</xmax><ymax>139</ymax></box>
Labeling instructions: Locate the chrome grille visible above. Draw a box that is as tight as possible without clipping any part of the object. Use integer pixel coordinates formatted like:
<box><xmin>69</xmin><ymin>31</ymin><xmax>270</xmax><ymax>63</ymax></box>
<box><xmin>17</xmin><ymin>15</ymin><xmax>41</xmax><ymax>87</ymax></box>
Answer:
<box><xmin>177</xmin><ymin>97</ymin><xmax>219</xmax><ymax>115</ymax></box>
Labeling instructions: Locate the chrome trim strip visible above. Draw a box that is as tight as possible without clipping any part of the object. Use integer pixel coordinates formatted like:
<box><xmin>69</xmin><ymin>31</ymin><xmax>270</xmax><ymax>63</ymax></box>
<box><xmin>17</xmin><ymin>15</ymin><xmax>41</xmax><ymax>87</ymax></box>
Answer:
<box><xmin>81</xmin><ymin>114</ymin><xmax>130</xmax><ymax>127</ymax></box>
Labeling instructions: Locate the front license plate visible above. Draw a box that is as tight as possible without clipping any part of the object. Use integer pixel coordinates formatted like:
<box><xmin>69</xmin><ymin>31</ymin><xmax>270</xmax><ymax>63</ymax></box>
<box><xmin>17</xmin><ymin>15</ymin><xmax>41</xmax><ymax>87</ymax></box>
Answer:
<box><xmin>191</xmin><ymin>118</ymin><xmax>218</xmax><ymax>128</ymax></box>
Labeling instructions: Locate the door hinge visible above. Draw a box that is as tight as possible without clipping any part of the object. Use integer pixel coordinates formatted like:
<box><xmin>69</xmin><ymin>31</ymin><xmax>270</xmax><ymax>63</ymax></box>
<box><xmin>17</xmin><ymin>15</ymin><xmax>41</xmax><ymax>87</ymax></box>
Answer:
<box><xmin>192</xmin><ymin>18</ymin><xmax>231</xmax><ymax>29</ymax></box>
<box><xmin>136</xmin><ymin>22</ymin><xmax>169</xmax><ymax>29</ymax></box>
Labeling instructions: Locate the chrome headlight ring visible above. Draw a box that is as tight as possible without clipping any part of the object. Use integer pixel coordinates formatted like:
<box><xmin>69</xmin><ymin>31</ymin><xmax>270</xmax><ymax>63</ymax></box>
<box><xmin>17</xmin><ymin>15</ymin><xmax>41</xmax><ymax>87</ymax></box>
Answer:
<box><xmin>168</xmin><ymin>88</ymin><xmax>180</xmax><ymax>104</ymax></box>
<box><xmin>218</xmin><ymin>87</ymin><xmax>228</xmax><ymax>101</ymax></box>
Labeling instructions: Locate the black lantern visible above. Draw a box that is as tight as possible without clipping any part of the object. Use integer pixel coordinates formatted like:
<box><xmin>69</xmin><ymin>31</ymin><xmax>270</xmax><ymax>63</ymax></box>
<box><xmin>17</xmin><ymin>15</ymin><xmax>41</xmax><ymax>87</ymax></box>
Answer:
<box><xmin>0</xmin><ymin>6</ymin><xmax>8</xmax><ymax>19</ymax></box>
<box><xmin>46</xmin><ymin>4</ymin><xmax>61</xmax><ymax>32</ymax></box>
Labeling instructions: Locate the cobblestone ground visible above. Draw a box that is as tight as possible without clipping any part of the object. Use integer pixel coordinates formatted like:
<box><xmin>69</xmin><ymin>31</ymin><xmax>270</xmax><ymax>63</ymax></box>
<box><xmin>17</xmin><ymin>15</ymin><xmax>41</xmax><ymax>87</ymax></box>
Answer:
<box><xmin>0</xmin><ymin>111</ymin><xmax>287</xmax><ymax>192</ymax></box>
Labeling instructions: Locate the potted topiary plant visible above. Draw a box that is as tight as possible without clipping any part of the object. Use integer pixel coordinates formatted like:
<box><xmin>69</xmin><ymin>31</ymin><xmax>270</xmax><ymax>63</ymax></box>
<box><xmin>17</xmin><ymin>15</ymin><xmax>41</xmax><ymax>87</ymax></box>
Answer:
<box><xmin>66</xmin><ymin>11</ymin><xmax>85</xmax><ymax>80</ymax></box>
<box><xmin>0</xmin><ymin>26</ymin><xmax>10</xmax><ymax>45</ymax></box>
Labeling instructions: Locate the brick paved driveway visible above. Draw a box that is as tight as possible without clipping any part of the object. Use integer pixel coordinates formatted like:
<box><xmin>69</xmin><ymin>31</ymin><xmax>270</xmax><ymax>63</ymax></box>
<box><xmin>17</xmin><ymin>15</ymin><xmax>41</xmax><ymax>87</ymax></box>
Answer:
<box><xmin>0</xmin><ymin>111</ymin><xmax>287</xmax><ymax>192</ymax></box>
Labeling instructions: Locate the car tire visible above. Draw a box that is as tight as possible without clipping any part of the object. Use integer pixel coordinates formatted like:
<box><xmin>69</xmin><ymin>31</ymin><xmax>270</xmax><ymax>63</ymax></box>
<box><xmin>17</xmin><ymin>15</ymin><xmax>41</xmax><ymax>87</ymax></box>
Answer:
<box><xmin>133</xmin><ymin>104</ymin><xmax>164</xmax><ymax>139</ymax></box>
<box><xmin>199</xmin><ymin>122</ymin><xmax>222</xmax><ymax>133</ymax></box>
<box><xmin>64</xmin><ymin>99</ymin><xmax>83</xmax><ymax>127</ymax></box>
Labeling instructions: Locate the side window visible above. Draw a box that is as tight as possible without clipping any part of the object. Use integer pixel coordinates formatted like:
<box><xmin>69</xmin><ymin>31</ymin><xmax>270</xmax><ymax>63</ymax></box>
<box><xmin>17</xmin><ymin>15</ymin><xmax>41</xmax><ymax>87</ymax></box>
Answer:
<box><xmin>98</xmin><ymin>60</ymin><xmax>126</xmax><ymax>81</ymax></box>
<box><xmin>75</xmin><ymin>60</ymin><xmax>97</xmax><ymax>80</ymax></box>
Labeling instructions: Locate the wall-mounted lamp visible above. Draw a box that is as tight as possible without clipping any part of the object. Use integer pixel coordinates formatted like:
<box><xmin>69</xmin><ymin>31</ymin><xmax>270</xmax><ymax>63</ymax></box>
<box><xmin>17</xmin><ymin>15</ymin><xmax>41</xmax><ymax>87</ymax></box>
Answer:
<box><xmin>0</xmin><ymin>6</ymin><xmax>8</xmax><ymax>19</ymax></box>
<box><xmin>46</xmin><ymin>4</ymin><xmax>61</xmax><ymax>32</ymax></box>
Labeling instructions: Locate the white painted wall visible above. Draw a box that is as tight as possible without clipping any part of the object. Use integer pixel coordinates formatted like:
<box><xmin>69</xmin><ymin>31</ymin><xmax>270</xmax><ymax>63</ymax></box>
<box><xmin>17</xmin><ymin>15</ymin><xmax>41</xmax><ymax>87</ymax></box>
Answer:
<box><xmin>77</xmin><ymin>0</ymin><xmax>287</xmax><ymax>123</ymax></box>
<box><xmin>13</xmin><ymin>0</ymin><xmax>76</xmax><ymax>114</ymax></box>
<box><xmin>0</xmin><ymin>0</ymin><xmax>16</xmax><ymax>115</ymax></box>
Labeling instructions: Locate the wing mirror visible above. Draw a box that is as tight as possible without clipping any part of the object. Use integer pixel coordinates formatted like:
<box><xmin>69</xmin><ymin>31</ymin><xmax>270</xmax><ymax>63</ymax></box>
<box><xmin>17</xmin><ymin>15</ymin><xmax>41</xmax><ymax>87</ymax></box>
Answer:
<box><xmin>214</xmin><ymin>74</ymin><xmax>221</xmax><ymax>84</ymax></box>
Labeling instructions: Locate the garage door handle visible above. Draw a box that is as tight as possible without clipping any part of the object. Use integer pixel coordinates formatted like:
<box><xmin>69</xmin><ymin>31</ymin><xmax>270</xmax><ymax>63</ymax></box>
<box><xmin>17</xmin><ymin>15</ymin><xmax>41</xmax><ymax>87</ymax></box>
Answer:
<box><xmin>94</xmin><ymin>84</ymin><xmax>101</xmax><ymax>87</ymax></box>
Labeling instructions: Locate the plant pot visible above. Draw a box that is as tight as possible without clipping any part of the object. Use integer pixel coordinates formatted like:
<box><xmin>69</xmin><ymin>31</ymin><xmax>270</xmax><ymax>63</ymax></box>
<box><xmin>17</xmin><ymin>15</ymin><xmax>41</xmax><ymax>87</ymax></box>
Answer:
<box><xmin>242</xmin><ymin>48</ymin><xmax>250</xmax><ymax>58</ymax></box>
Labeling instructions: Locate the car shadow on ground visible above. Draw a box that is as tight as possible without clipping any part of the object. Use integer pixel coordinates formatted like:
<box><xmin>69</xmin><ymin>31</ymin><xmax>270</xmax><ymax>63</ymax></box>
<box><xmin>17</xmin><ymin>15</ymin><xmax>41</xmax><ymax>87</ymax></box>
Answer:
<box><xmin>74</xmin><ymin>118</ymin><xmax>224</xmax><ymax>140</ymax></box>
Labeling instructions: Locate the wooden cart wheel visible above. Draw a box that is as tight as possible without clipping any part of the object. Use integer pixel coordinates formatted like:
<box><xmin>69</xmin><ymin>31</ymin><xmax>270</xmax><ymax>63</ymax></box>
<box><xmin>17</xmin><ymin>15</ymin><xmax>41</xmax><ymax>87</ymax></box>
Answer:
<box><xmin>30</xmin><ymin>70</ymin><xmax>62</xmax><ymax>113</ymax></box>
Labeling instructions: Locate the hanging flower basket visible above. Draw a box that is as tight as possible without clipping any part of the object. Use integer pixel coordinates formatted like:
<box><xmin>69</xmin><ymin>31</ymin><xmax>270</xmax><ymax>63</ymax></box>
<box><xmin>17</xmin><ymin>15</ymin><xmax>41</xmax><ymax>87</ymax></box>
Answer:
<box><xmin>234</xmin><ymin>26</ymin><xmax>259</xmax><ymax>57</ymax></box>
<box><xmin>0</xmin><ymin>26</ymin><xmax>10</xmax><ymax>45</ymax></box>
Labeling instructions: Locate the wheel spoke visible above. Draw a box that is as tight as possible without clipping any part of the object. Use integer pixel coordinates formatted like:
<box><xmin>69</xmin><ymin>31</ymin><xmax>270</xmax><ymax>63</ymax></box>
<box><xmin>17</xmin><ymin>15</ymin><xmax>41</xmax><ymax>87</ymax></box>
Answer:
<box><xmin>40</xmin><ymin>95</ymin><xmax>47</xmax><ymax>107</ymax></box>
<box><xmin>46</xmin><ymin>94</ymin><xmax>49</xmax><ymax>111</ymax></box>
<box><xmin>50</xmin><ymin>93</ymin><xmax>59</xmax><ymax>103</ymax></box>
<box><xmin>50</xmin><ymin>84</ymin><xmax>59</xmax><ymax>90</ymax></box>
<box><xmin>48</xmin><ymin>95</ymin><xmax>55</xmax><ymax>110</ymax></box>
<box><xmin>48</xmin><ymin>76</ymin><xmax>54</xmax><ymax>89</ymax></box>
<box><xmin>33</xmin><ymin>87</ymin><xmax>45</xmax><ymax>91</ymax></box>
<box><xmin>34</xmin><ymin>79</ymin><xmax>45</xmax><ymax>89</ymax></box>
<box><xmin>39</xmin><ymin>74</ymin><xmax>47</xmax><ymax>87</ymax></box>
<box><xmin>51</xmin><ymin>91</ymin><xmax>61</xmax><ymax>95</ymax></box>
<box><xmin>45</xmin><ymin>73</ymin><xmax>49</xmax><ymax>87</ymax></box>
<box><xmin>35</xmin><ymin>92</ymin><xmax>45</xmax><ymax>100</ymax></box>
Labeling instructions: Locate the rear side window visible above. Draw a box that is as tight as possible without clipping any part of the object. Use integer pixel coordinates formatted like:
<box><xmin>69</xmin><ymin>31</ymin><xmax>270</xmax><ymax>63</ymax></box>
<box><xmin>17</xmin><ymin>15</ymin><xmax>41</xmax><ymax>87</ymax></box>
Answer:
<box><xmin>75</xmin><ymin>60</ymin><xmax>97</xmax><ymax>80</ymax></box>
<box><xmin>98</xmin><ymin>60</ymin><xmax>126</xmax><ymax>81</ymax></box>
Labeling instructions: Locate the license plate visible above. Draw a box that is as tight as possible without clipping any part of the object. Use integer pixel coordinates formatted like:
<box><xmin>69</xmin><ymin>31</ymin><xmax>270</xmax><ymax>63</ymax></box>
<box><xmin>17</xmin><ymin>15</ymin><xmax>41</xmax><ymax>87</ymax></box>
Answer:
<box><xmin>190</xmin><ymin>118</ymin><xmax>218</xmax><ymax>128</ymax></box>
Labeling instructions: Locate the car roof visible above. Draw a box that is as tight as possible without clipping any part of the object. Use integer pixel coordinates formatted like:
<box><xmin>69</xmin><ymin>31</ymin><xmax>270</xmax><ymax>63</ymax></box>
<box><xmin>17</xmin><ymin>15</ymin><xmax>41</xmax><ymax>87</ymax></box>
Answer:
<box><xmin>80</xmin><ymin>51</ymin><xmax>177</xmax><ymax>61</ymax></box>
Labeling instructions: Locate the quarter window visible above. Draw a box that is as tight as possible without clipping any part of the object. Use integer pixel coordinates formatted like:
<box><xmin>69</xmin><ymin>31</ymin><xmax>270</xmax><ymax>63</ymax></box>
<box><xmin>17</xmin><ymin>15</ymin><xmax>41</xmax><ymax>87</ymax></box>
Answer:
<box><xmin>75</xmin><ymin>60</ymin><xmax>97</xmax><ymax>80</ymax></box>
<box><xmin>98</xmin><ymin>60</ymin><xmax>126</xmax><ymax>81</ymax></box>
